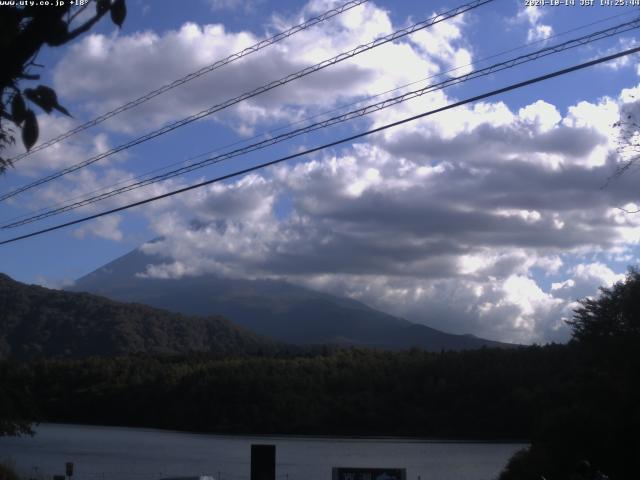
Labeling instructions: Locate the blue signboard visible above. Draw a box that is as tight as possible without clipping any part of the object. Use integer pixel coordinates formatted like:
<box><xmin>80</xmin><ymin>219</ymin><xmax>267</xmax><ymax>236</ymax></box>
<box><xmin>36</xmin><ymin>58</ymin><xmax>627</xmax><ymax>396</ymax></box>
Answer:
<box><xmin>332</xmin><ymin>467</ymin><xmax>406</xmax><ymax>480</ymax></box>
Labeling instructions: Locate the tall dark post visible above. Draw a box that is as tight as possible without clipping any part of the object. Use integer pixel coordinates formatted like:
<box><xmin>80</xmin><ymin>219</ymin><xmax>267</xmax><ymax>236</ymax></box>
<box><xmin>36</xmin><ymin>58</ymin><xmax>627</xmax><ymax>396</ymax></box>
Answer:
<box><xmin>250</xmin><ymin>444</ymin><xmax>275</xmax><ymax>480</ymax></box>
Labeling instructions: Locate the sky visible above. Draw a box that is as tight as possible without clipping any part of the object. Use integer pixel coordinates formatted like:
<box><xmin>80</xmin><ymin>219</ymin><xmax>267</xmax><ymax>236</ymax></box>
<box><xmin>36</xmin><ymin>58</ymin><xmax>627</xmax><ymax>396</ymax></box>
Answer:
<box><xmin>2</xmin><ymin>0</ymin><xmax>640</xmax><ymax>344</ymax></box>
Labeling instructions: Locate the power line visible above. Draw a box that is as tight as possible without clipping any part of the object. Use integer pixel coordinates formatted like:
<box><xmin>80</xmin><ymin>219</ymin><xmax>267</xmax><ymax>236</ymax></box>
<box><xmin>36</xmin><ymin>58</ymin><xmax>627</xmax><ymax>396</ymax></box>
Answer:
<box><xmin>0</xmin><ymin>0</ymin><xmax>494</xmax><ymax>203</ymax></box>
<box><xmin>8</xmin><ymin>0</ymin><xmax>371</xmax><ymax>163</ymax></box>
<box><xmin>5</xmin><ymin>7</ymin><xmax>633</xmax><ymax>227</ymax></box>
<box><xmin>1</xmin><ymin>44</ymin><xmax>638</xmax><ymax>246</ymax></box>
<box><xmin>5</xmin><ymin>16</ymin><xmax>639</xmax><ymax>229</ymax></box>
<box><xmin>2</xmin><ymin>5</ymin><xmax>634</xmax><ymax>230</ymax></box>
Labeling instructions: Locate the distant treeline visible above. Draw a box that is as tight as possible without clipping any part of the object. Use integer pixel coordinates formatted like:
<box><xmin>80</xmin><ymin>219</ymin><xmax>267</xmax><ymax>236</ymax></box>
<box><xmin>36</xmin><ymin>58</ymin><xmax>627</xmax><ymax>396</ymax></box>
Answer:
<box><xmin>1</xmin><ymin>338</ymin><xmax>639</xmax><ymax>478</ymax></box>
<box><xmin>1</xmin><ymin>346</ymin><xmax>565</xmax><ymax>438</ymax></box>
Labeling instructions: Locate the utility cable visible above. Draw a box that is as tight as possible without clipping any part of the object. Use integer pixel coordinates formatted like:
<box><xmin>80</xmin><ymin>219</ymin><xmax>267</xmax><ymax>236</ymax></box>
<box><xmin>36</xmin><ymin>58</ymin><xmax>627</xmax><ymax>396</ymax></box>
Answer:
<box><xmin>0</xmin><ymin>0</ymin><xmax>493</xmax><ymax>202</ymax></box>
<box><xmin>8</xmin><ymin>0</ymin><xmax>371</xmax><ymax>163</ymax></box>
<box><xmin>2</xmin><ymin>6</ymin><xmax>634</xmax><ymax>226</ymax></box>
<box><xmin>5</xmin><ymin>6</ymin><xmax>633</xmax><ymax>226</ymax></box>
<box><xmin>1</xmin><ymin>44</ymin><xmax>637</xmax><ymax>246</ymax></box>
<box><xmin>4</xmin><ymin>16</ymin><xmax>639</xmax><ymax>228</ymax></box>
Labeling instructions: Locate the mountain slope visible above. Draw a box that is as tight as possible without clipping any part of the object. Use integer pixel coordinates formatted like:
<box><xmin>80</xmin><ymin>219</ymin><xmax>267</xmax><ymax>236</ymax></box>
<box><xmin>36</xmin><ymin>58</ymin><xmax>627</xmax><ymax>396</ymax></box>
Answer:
<box><xmin>70</xmin><ymin>246</ymin><xmax>511</xmax><ymax>351</ymax></box>
<box><xmin>0</xmin><ymin>273</ymin><xmax>274</xmax><ymax>360</ymax></box>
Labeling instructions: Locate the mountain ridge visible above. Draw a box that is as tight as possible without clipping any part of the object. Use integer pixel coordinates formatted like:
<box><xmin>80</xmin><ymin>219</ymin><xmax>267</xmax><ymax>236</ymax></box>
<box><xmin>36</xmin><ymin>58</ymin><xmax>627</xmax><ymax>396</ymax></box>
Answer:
<box><xmin>70</xmin><ymin>245</ymin><xmax>512</xmax><ymax>351</ymax></box>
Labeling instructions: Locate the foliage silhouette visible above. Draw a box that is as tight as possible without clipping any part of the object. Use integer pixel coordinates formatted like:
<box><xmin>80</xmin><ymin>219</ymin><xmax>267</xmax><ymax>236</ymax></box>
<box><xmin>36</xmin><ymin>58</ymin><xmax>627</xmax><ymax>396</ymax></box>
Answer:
<box><xmin>567</xmin><ymin>267</ymin><xmax>640</xmax><ymax>341</ymax></box>
<box><xmin>0</xmin><ymin>0</ymin><xmax>126</xmax><ymax>173</ymax></box>
<box><xmin>499</xmin><ymin>267</ymin><xmax>640</xmax><ymax>480</ymax></box>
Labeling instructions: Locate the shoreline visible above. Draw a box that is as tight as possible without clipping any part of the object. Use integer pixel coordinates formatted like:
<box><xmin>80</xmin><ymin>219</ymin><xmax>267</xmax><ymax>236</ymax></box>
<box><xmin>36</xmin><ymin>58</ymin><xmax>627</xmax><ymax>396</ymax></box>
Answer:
<box><xmin>33</xmin><ymin>422</ymin><xmax>529</xmax><ymax>445</ymax></box>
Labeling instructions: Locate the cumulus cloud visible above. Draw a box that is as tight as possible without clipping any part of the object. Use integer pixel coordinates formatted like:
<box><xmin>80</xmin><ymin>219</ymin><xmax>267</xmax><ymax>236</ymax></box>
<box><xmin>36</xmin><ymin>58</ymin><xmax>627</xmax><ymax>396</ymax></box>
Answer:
<box><xmin>51</xmin><ymin>18</ymin><xmax>634</xmax><ymax>343</ymax></box>
<box><xmin>2</xmin><ymin>113</ymin><xmax>115</xmax><ymax>178</ymax></box>
<box><xmin>8</xmin><ymin>0</ymin><xmax>639</xmax><ymax>345</ymax></box>
<box><xmin>73</xmin><ymin>215</ymin><xmax>124</xmax><ymax>241</ymax></box>
<box><xmin>128</xmin><ymin>90</ymin><xmax>640</xmax><ymax>343</ymax></box>
<box><xmin>52</xmin><ymin>1</ymin><xmax>457</xmax><ymax>137</ymax></box>
<box><xmin>551</xmin><ymin>262</ymin><xmax>626</xmax><ymax>302</ymax></box>
<box><xmin>595</xmin><ymin>37</ymin><xmax>639</xmax><ymax>71</ymax></box>
<box><xmin>516</xmin><ymin>7</ymin><xmax>553</xmax><ymax>42</ymax></box>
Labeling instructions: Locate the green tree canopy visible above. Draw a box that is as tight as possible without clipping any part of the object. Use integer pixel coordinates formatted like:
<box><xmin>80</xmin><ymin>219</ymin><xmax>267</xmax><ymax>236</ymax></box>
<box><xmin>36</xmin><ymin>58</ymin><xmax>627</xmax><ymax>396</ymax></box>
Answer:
<box><xmin>567</xmin><ymin>267</ymin><xmax>640</xmax><ymax>342</ymax></box>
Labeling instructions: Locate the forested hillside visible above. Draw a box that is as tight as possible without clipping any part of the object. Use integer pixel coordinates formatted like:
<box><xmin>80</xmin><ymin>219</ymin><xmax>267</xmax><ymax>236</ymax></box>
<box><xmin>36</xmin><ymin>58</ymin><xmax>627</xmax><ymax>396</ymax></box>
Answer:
<box><xmin>0</xmin><ymin>273</ymin><xmax>275</xmax><ymax>360</ymax></box>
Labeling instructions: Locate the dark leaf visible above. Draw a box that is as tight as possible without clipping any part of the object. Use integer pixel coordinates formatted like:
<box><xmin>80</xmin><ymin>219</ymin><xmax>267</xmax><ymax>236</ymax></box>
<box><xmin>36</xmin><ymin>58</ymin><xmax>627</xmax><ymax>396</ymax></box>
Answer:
<box><xmin>45</xmin><ymin>18</ymin><xmax>69</xmax><ymax>46</ymax></box>
<box><xmin>54</xmin><ymin>104</ymin><xmax>72</xmax><ymax>117</ymax></box>
<box><xmin>110</xmin><ymin>0</ymin><xmax>126</xmax><ymax>27</ymax></box>
<box><xmin>22</xmin><ymin>110</ymin><xmax>39</xmax><ymax>151</ymax></box>
<box><xmin>24</xmin><ymin>86</ymin><xmax>71</xmax><ymax>117</ymax></box>
<box><xmin>45</xmin><ymin>89</ymin><xmax>72</xmax><ymax>117</ymax></box>
<box><xmin>24</xmin><ymin>89</ymin><xmax>40</xmax><ymax>111</ymax></box>
<box><xmin>35</xmin><ymin>86</ymin><xmax>59</xmax><ymax>112</ymax></box>
<box><xmin>24</xmin><ymin>88</ymin><xmax>52</xmax><ymax>113</ymax></box>
<box><xmin>96</xmin><ymin>0</ymin><xmax>111</xmax><ymax>15</ymax></box>
<box><xmin>11</xmin><ymin>93</ymin><xmax>27</xmax><ymax>125</ymax></box>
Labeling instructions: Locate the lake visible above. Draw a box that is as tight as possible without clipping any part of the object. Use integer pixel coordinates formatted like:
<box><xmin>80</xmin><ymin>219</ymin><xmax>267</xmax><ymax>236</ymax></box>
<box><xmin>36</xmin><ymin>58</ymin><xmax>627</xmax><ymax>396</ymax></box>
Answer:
<box><xmin>0</xmin><ymin>424</ymin><xmax>526</xmax><ymax>480</ymax></box>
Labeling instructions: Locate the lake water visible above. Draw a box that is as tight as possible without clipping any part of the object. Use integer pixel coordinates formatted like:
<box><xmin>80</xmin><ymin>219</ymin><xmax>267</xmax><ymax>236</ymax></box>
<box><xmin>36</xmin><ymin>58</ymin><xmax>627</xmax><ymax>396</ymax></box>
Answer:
<box><xmin>0</xmin><ymin>424</ymin><xmax>526</xmax><ymax>480</ymax></box>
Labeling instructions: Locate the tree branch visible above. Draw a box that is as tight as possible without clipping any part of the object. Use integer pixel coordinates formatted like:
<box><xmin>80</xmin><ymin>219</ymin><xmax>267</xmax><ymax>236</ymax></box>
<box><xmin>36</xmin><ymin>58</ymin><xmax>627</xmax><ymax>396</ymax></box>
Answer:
<box><xmin>64</xmin><ymin>6</ymin><xmax>111</xmax><ymax>43</ymax></box>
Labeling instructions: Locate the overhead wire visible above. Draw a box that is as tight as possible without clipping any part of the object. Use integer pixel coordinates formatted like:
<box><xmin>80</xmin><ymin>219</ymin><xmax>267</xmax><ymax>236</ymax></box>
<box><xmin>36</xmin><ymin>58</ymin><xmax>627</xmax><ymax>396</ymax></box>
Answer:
<box><xmin>3</xmin><ymin>15</ymin><xmax>640</xmax><ymax>228</ymax></box>
<box><xmin>2</xmin><ymin>7</ymin><xmax>635</xmax><ymax>226</ymax></box>
<box><xmin>0</xmin><ymin>0</ymin><xmax>494</xmax><ymax>202</ymax></box>
<box><xmin>7</xmin><ymin>0</ymin><xmax>371</xmax><ymax>163</ymax></box>
<box><xmin>1</xmin><ymin>44</ymin><xmax>638</xmax><ymax>246</ymax></box>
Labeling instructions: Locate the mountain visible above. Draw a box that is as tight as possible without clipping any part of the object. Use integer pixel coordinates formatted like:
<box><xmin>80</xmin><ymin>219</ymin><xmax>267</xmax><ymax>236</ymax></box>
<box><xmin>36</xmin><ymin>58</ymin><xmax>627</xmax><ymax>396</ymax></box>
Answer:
<box><xmin>70</xmin><ymin>245</ymin><xmax>511</xmax><ymax>351</ymax></box>
<box><xmin>0</xmin><ymin>273</ymin><xmax>274</xmax><ymax>361</ymax></box>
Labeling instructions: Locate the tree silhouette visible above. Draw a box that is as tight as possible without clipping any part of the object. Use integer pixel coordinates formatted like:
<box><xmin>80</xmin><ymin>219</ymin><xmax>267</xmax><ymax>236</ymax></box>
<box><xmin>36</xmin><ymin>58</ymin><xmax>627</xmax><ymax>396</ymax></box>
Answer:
<box><xmin>610</xmin><ymin>94</ymin><xmax>640</xmax><ymax>201</ymax></box>
<box><xmin>0</xmin><ymin>0</ymin><xmax>127</xmax><ymax>174</ymax></box>
<box><xmin>567</xmin><ymin>267</ymin><xmax>640</xmax><ymax>341</ymax></box>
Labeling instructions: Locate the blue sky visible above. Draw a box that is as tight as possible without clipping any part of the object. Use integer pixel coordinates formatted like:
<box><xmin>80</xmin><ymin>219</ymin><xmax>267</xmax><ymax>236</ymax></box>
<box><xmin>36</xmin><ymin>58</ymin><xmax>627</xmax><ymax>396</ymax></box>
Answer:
<box><xmin>2</xmin><ymin>0</ymin><xmax>640</xmax><ymax>343</ymax></box>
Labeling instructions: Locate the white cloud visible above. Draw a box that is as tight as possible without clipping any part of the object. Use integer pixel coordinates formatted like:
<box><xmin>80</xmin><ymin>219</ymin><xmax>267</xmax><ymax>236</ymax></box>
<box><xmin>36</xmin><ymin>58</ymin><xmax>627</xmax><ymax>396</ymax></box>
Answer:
<box><xmin>409</xmin><ymin>15</ymin><xmax>473</xmax><ymax>75</ymax></box>
<box><xmin>3</xmin><ymin>113</ymin><xmax>115</xmax><ymax>177</ymax></box>
<box><xmin>515</xmin><ymin>6</ymin><xmax>553</xmax><ymax>43</ymax></box>
<box><xmin>595</xmin><ymin>37</ymin><xmax>638</xmax><ymax>71</ymax></box>
<box><xmin>51</xmin><ymin>1</ymin><xmax>471</xmax><ymax>139</ymax></box>
<box><xmin>63</xmin><ymin>79</ymin><xmax>636</xmax><ymax>344</ymax></box>
<box><xmin>551</xmin><ymin>262</ymin><xmax>625</xmax><ymax>302</ymax></box>
<box><xmin>130</xmin><ymin>90</ymin><xmax>637</xmax><ymax>342</ymax></box>
<box><xmin>518</xmin><ymin>100</ymin><xmax>561</xmax><ymax>132</ymax></box>
<box><xmin>73</xmin><ymin>215</ymin><xmax>124</xmax><ymax>242</ymax></box>
<box><xmin>9</xmin><ymin>0</ymin><xmax>639</xmax><ymax>345</ymax></box>
<box><xmin>527</xmin><ymin>24</ymin><xmax>552</xmax><ymax>42</ymax></box>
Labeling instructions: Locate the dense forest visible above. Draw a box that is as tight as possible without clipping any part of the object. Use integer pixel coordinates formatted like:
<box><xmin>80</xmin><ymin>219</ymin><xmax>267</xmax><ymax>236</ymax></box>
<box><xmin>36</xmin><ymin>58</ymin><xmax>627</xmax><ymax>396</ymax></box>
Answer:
<box><xmin>1</xmin><ymin>270</ymin><xmax>639</xmax><ymax>479</ymax></box>
<box><xmin>0</xmin><ymin>339</ymin><xmax>638</xmax><ymax>479</ymax></box>
<box><xmin>0</xmin><ymin>345</ymin><xmax>570</xmax><ymax>438</ymax></box>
